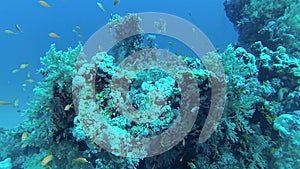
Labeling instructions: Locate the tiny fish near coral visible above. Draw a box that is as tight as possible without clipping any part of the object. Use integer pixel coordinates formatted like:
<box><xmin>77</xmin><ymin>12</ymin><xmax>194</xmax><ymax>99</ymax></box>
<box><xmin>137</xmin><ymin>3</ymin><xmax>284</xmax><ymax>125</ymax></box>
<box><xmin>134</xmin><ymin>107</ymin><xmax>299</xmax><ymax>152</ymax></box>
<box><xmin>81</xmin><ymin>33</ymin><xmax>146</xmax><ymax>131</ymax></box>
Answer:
<box><xmin>21</xmin><ymin>132</ymin><xmax>28</xmax><ymax>141</ymax></box>
<box><xmin>98</xmin><ymin>44</ymin><xmax>103</xmax><ymax>51</ymax></box>
<box><xmin>114</xmin><ymin>0</ymin><xmax>120</xmax><ymax>6</ymax></box>
<box><xmin>41</xmin><ymin>154</ymin><xmax>53</xmax><ymax>165</ymax></box>
<box><xmin>15</xmin><ymin>24</ymin><xmax>23</xmax><ymax>33</ymax></box>
<box><xmin>97</xmin><ymin>2</ymin><xmax>106</xmax><ymax>12</ymax></box>
<box><xmin>12</xmin><ymin>69</ymin><xmax>19</xmax><ymax>73</ymax></box>
<box><xmin>38</xmin><ymin>0</ymin><xmax>51</xmax><ymax>8</ymax></box>
<box><xmin>73</xmin><ymin>157</ymin><xmax>88</xmax><ymax>163</ymax></box>
<box><xmin>26</xmin><ymin>71</ymin><xmax>31</xmax><ymax>78</ymax></box>
<box><xmin>25</xmin><ymin>79</ymin><xmax>34</xmax><ymax>83</ymax></box>
<box><xmin>20</xmin><ymin>63</ymin><xmax>29</xmax><ymax>69</ymax></box>
<box><xmin>187</xmin><ymin>161</ymin><xmax>196</xmax><ymax>169</ymax></box>
<box><xmin>49</xmin><ymin>32</ymin><xmax>60</xmax><ymax>38</ymax></box>
<box><xmin>4</xmin><ymin>29</ymin><xmax>16</xmax><ymax>35</ymax></box>
<box><xmin>64</xmin><ymin>104</ymin><xmax>73</xmax><ymax>111</ymax></box>
<box><xmin>13</xmin><ymin>98</ymin><xmax>19</xmax><ymax>107</ymax></box>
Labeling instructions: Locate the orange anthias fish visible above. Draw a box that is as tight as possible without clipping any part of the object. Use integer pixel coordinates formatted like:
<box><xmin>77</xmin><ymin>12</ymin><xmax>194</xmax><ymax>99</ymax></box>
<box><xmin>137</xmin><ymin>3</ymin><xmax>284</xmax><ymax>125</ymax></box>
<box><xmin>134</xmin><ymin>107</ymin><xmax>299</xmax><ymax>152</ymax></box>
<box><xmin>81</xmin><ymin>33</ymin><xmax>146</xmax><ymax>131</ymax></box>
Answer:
<box><xmin>0</xmin><ymin>101</ymin><xmax>11</xmax><ymax>105</ymax></box>
<box><xmin>38</xmin><ymin>1</ymin><xmax>51</xmax><ymax>8</ymax></box>
<box><xmin>21</xmin><ymin>132</ymin><xmax>28</xmax><ymax>141</ymax></box>
<box><xmin>49</xmin><ymin>32</ymin><xmax>60</xmax><ymax>38</ymax></box>
<box><xmin>74</xmin><ymin>157</ymin><xmax>88</xmax><ymax>163</ymax></box>
<box><xmin>41</xmin><ymin>154</ymin><xmax>53</xmax><ymax>165</ymax></box>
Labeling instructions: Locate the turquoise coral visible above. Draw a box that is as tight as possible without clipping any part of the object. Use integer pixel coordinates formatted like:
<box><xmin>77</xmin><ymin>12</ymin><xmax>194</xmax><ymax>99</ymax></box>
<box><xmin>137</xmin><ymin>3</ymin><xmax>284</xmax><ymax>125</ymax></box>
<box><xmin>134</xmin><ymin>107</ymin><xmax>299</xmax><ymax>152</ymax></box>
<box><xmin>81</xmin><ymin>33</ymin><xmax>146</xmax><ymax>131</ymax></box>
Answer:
<box><xmin>0</xmin><ymin>158</ymin><xmax>12</xmax><ymax>169</ymax></box>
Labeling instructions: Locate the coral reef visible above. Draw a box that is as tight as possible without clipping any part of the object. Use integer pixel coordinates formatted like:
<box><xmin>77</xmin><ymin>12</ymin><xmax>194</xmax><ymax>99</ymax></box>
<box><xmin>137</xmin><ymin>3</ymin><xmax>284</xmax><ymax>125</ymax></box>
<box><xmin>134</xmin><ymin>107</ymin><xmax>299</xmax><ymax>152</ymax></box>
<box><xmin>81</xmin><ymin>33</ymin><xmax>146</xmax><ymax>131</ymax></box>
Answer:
<box><xmin>0</xmin><ymin>10</ymin><xmax>299</xmax><ymax>169</ymax></box>
<box><xmin>273</xmin><ymin>110</ymin><xmax>300</xmax><ymax>168</ymax></box>
<box><xmin>224</xmin><ymin>0</ymin><xmax>300</xmax><ymax>57</ymax></box>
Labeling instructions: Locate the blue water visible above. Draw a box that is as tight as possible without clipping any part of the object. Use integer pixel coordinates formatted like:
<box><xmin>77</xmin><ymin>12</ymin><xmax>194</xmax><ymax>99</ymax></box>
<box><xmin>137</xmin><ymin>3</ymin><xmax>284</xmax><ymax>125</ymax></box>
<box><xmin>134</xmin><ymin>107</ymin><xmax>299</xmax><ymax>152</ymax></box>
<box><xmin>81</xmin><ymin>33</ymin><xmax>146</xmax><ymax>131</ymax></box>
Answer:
<box><xmin>0</xmin><ymin>0</ymin><xmax>237</xmax><ymax>129</ymax></box>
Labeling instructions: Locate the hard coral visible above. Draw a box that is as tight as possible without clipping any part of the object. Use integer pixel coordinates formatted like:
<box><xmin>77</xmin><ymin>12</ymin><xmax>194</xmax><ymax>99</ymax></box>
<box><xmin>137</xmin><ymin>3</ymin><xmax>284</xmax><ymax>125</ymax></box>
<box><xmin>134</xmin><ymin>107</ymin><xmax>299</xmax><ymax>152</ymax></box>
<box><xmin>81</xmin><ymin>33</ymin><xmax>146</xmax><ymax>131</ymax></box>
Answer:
<box><xmin>224</xmin><ymin>0</ymin><xmax>300</xmax><ymax>57</ymax></box>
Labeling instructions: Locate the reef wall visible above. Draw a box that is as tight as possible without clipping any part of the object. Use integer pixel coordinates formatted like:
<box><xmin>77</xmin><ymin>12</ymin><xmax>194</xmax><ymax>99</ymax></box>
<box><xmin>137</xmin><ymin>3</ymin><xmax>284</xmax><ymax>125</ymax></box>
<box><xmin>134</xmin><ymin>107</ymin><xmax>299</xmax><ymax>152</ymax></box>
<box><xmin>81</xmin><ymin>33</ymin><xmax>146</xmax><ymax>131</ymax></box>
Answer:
<box><xmin>224</xmin><ymin>0</ymin><xmax>300</xmax><ymax>58</ymax></box>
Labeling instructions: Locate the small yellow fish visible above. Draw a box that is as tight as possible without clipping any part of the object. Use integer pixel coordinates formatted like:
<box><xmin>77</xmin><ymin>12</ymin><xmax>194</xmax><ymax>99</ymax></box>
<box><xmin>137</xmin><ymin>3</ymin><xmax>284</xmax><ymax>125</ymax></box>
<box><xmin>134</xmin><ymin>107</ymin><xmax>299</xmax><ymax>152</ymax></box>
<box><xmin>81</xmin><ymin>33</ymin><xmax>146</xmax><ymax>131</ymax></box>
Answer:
<box><xmin>64</xmin><ymin>104</ymin><xmax>73</xmax><ymax>111</ymax></box>
<box><xmin>20</xmin><ymin>63</ymin><xmax>29</xmax><ymax>69</ymax></box>
<box><xmin>98</xmin><ymin>45</ymin><xmax>103</xmax><ymax>51</ymax></box>
<box><xmin>26</xmin><ymin>71</ymin><xmax>31</xmax><ymax>78</ymax></box>
<box><xmin>0</xmin><ymin>101</ymin><xmax>11</xmax><ymax>105</ymax></box>
<box><xmin>113</xmin><ymin>0</ymin><xmax>120</xmax><ymax>6</ymax></box>
<box><xmin>74</xmin><ymin>157</ymin><xmax>88</xmax><ymax>163</ymax></box>
<box><xmin>97</xmin><ymin>2</ymin><xmax>106</xmax><ymax>12</ymax></box>
<box><xmin>41</xmin><ymin>154</ymin><xmax>53</xmax><ymax>165</ymax></box>
<box><xmin>179</xmin><ymin>155</ymin><xmax>184</xmax><ymax>162</ymax></box>
<box><xmin>192</xmin><ymin>27</ymin><xmax>196</xmax><ymax>34</ymax></box>
<box><xmin>75</xmin><ymin>25</ymin><xmax>81</xmax><ymax>30</ymax></box>
<box><xmin>71</xmin><ymin>29</ymin><xmax>82</xmax><ymax>38</ymax></box>
<box><xmin>238</xmin><ymin>86</ymin><xmax>247</xmax><ymax>93</ymax></box>
<box><xmin>12</xmin><ymin>69</ymin><xmax>19</xmax><ymax>73</ymax></box>
<box><xmin>21</xmin><ymin>143</ymin><xmax>28</xmax><ymax>148</ymax></box>
<box><xmin>38</xmin><ymin>1</ymin><xmax>51</xmax><ymax>8</ymax></box>
<box><xmin>187</xmin><ymin>162</ymin><xmax>196</xmax><ymax>169</ymax></box>
<box><xmin>25</xmin><ymin>79</ymin><xmax>34</xmax><ymax>83</ymax></box>
<box><xmin>263</xmin><ymin>81</ymin><xmax>269</xmax><ymax>87</ymax></box>
<box><xmin>4</xmin><ymin>29</ymin><xmax>16</xmax><ymax>35</ymax></box>
<box><xmin>49</xmin><ymin>32</ymin><xmax>60</xmax><ymax>38</ymax></box>
<box><xmin>72</xmin><ymin>29</ymin><xmax>78</xmax><ymax>34</ymax></box>
<box><xmin>15</xmin><ymin>24</ymin><xmax>23</xmax><ymax>33</ymax></box>
<box><xmin>179</xmin><ymin>55</ymin><xmax>187</xmax><ymax>61</ymax></box>
<box><xmin>21</xmin><ymin>132</ymin><xmax>28</xmax><ymax>141</ymax></box>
